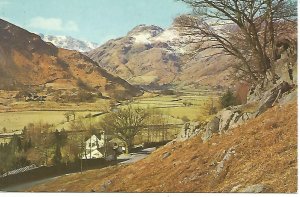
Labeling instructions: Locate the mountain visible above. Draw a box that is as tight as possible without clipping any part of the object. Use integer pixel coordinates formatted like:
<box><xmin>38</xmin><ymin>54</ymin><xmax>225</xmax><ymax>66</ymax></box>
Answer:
<box><xmin>86</xmin><ymin>22</ymin><xmax>234</xmax><ymax>89</ymax></box>
<box><xmin>0</xmin><ymin>19</ymin><xmax>141</xmax><ymax>100</ymax></box>
<box><xmin>39</xmin><ymin>34</ymin><xmax>99</xmax><ymax>53</ymax></box>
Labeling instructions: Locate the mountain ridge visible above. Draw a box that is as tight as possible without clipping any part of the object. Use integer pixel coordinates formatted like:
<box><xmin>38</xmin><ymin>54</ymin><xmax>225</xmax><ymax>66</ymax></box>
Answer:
<box><xmin>0</xmin><ymin>19</ymin><xmax>142</xmax><ymax>100</ymax></box>
<box><xmin>39</xmin><ymin>33</ymin><xmax>99</xmax><ymax>53</ymax></box>
<box><xmin>86</xmin><ymin>22</ymin><xmax>234</xmax><ymax>89</ymax></box>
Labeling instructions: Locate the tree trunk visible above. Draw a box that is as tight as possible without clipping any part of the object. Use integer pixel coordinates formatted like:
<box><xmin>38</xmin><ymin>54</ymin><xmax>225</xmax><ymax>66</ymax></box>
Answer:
<box><xmin>125</xmin><ymin>143</ymin><xmax>129</xmax><ymax>154</ymax></box>
<box><xmin>267</xmin><ymin>0</ymin><xmax>277</xmax><ymax>83</ymax></box>
<box><xmin>125</xmin><ymin>139</ymin><xmax>133</xmax><ymax>154</ymax></box>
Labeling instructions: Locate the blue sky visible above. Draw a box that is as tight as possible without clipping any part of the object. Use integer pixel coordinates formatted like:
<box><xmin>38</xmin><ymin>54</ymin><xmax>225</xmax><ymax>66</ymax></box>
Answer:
<box><xmin>0</xmin><ymin>0</ymin><xmax>191</xmax><ymax>44</ymax></box>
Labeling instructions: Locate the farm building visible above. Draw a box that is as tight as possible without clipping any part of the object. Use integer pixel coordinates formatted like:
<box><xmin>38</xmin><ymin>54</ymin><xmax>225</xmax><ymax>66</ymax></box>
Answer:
<box><xmin>81</xmin><ymin>133</ymin><xmax>125</xmax><ymax>160</ymax></box>
<box><xmin>24</xmin><ymin>93</ymin><xmax>47</xmax><ymax>102</ymax></box>
<box><xmin>82</xmin><ymin>134</ymin><xmax>105</xmax><ymax>159</ymax></box>
<box><xmin>82</xmin><ymin>148</ymin><xmax>104</xmax><ymax>160</ymax></box>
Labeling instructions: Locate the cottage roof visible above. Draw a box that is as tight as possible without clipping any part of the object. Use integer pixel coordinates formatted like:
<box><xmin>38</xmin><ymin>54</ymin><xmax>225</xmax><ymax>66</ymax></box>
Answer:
<box><xmin>85</xmin><ymin>134</ymin><xmax>101</xmax><ymax>143</ymax></box>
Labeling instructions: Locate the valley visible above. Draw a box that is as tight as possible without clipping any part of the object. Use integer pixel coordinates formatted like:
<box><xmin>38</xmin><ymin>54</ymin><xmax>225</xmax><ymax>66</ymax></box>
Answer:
<box><xmin>0</xmin><ymin>0</ymin><xmax>297</xmax><ymax>193</ymax></box>
<box><xmin>0</xmin><ymin>88</ymin><xmax>221</xmax><ymax>138</ymax></box>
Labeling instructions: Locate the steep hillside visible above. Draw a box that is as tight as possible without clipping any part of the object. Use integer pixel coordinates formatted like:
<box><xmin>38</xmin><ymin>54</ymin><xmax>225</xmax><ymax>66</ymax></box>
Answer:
<box><xmin>87</xmin><ymin>23</ymin><xmax>233</xmax><ymax>89</ymax></box>
<box><xmin>0</xmin><ymin>19</ymin><xmax>141</xmax><ymax>99</ymax></box>
<box><xmin>27</xmin><ymin>101</ymin><xmax>297</xmax><ymax>192</ymax></box>
<box><xmin>39</xmin><ymin>34</ymin><xmax>99</xmax><ymax>52</ymax></box>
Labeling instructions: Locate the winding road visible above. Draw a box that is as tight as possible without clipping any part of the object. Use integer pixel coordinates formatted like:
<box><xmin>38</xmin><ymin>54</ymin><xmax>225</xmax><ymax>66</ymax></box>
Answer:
<box><xmin>1</xmin><ymin>147</ymin><xmax>156</xmax><ymax>192</ymax></box>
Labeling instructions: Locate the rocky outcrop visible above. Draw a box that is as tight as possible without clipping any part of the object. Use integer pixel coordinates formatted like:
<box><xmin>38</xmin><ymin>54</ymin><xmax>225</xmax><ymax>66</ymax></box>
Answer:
<box><xmin>201</xmin><ymin>107</ymin><xmax>254</xmax><ymax>142</ymax></box>
<box><xmin>219</xmin><ymin>109</ymin><xmax>242</xmax><ymax>132</ymax></box>
<box><xmin>201</xmin><ymin>80</ymin><xmax>295</xmax><ymax>142</ymax></box>
<box><xmin>233</xmin><ymin>184</ymin><xmax>273</xmax><ymax>193</ymax></box>
<box><xmin>162</xmin><ymin>152</ymin><xmax>171</xmax><ymax>159</ymax></box>
<box><xmin>255</xmin><ymin>81</ymin><xmax>293</xmax><ymax>116</ymax></box>
<box><xmin>180</xmin><ymin>106</ymin><xmax>256</xmax><ymax>142</ymax></box>
<box><xmin>215</xmin><ymin>146</ymin><xmax>236</xmax><ymax>176</ymax></box>
<box><xmin>176</xmin><ymin>28</ymin><xmax>297</xmax><ymax>142</ymax></box>
<box><xmin>202</xmin><ymin>117</ymin><xmax>220</xmax><ymax>141</ymax></box>
<box><xmin>247</xmin><ymin>41</ymin><xmax>297</xmax><ymax>104</ymax></box>
<box><xmin>177</xmin><ymin>122</ymin><xmax>203</xmax><ymax>141</ymax></box>
<box><xmin>100</xmin><ymin>180</ymin><xmax>113</xmax><ymax>192</ymax></box>
<box><xmin>278</xmin><ymin>89</ymin><xmax>297</xmax><ymax>105</ymax></box>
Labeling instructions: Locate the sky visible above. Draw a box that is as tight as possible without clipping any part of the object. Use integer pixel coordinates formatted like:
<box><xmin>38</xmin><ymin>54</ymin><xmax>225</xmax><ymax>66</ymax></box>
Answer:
<box><xmin>0</xmin><ymin>0</ymin><xmax>191</xmax><ymax>44</ymax></box>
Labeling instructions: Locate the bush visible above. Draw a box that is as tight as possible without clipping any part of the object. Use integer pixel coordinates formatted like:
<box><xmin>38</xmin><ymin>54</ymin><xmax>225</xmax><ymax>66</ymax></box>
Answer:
<box><xmin>15</xmin><ymin>89</ymin><xmax>33</xmax><ymax>99</ymax></box>
<box><xmin>160</xmin><ymin>89</ymin><xmax>175</xmax><ymax>95</ymax></box>
<box><xmin>183</xmin><ymin>101</ymin><xmax>192</xmax><ymax>106</ymax></box>
<box><xmin>181</xmin><ymin>116</ymin><xmax>190</xmax><ymax>123</ymax></box>
<box><xmin>76</xmin><ymin>78</ymin><xmax>94</xmax><ymax>91</ymax></box>
<box><xmin>77</xmin><ymin>91</ymin><xmax>96</xmax><ymax>102</ymax></box>
<box><xmin>54</xmin><ymin>90</ymin><xmax>98</xmax><ymax>103</ymax></box>
<box><xmin>220</xmin><ymin>89</ymin><xmax>237</xmax><ymax>108</ymax></box>
<box><xmin>209</xmin><ymin>106</ymin><xmax>218</xmax><ymax>115</ymax></box>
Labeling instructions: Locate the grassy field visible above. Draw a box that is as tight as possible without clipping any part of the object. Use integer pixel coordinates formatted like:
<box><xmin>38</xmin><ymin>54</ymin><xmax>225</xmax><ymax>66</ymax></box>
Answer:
<box><xmin>0</xmin><ymin>94</ymin><xmax>111</xmax><ymax>133</ymax></box>
<box><xmin>127</xmin><ymin>90</ymin><xmax>221</xmax><ymax>122</ymax></box>
<box><xmin>0</xmin><ymin>89</ymin><xmax>221</xmax><ymax>137</ymax></box>
<box><xmin>0</xmin><ymin>111</ymin><xmax>104</xmax><ymax>132</ymax></box>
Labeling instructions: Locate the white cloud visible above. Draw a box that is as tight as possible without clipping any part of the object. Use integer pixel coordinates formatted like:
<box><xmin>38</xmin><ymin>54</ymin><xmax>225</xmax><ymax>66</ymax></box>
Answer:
<box><xmin>28</xmin><ymin>17</ymin><xmax>79</xmax><ymax>32</ymax></box>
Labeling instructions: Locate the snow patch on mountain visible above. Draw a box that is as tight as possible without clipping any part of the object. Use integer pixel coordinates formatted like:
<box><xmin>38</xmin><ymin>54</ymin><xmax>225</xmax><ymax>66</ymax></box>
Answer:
<box><xmin>39</xmin><ymin>34</ymin><xmax>99</xmax><ymax>52</ymax></box>
<box><xmin>125</xmin><ymin>24</ymin><xmax>202</xmax><ymax>55</ymax></box>
<box><xmin>152</xmin><ymin>28</ymin><xmax>179</xmax><ymax>43</ymax></box>
<box><xmin>132</xmin><ymin>33</ymin><xmax>153</xmax><ymax>44</ymax></box>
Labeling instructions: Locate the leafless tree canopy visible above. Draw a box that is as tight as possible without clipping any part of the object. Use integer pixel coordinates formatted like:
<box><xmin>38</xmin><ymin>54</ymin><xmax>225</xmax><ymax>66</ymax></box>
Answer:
<box><xmin>175</xmin><ymin>0</ymin><xmax>297</xmax><ymax>83</ymax></box>
<box><xmin>100</xmin><ymin>105</ymin><xmax>149</xmax><ymax>153</ymax></box>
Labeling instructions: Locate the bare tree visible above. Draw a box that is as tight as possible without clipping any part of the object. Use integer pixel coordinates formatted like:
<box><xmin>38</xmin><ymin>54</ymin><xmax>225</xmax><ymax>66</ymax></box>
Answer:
<box><xmin>145</xmin><ymin>107</ymin><xmax>169</xmax><ymax>142</ymax></box>
<box><xmin>65</xmin><ymin>111</ymin><xmax>76</xmax><ymax>121</ymax></box>
<box><xmin>24</xmin><ymin>122</ymin><xmax>55</xmax><ymax>165</ymax></box>
<box><xmin>175</xmin><ymin>0</ymin><xmax>297</xmax><ymax>84</ymax></box>
<box><xmin>100</xmin><ymin>105</ymin><xmax>149</xmax><ymax>154</ymax></box>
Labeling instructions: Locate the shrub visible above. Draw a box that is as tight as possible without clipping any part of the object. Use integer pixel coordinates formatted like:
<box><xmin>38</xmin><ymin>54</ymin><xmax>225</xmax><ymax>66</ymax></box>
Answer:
<box><xmin>160</xmin><ymin>89</ymin><xmax>175</xmax><ymax>95</ymax></box>
<box><xmin>77</xmin><ymin>91</ymin><xmax>96</xmax><ymax>102</ymax></box>
<box><xmin>181</xmin><ymin>116</ymin><xmax>190</xmax><ymax>123</ymax></box>
<box><xmin>183</xmin><ymin>101</ymin><xmax>192</xmax><ymax>106</ymax></box>
<box><xmin>57</xmin><ymin>58</ymin><xmax>69</xmax><ymax>70</ymax></box>
<box><xmin>209</xmin><ymin>106</ymin><xmax>218</xmax><ymax>115</ymax></box>
<box><xmin>76</xmin><ymin>78</ymin><xmax>94</xmax><ymax>91</ymax></box>
<box><xmin>220</xmin><ymin>89</ymin><xmax>237</xmax><ymax>108</ymax></box>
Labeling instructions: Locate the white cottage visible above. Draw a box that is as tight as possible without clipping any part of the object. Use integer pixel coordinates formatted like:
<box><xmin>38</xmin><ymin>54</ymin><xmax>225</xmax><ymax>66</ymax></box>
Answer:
<box><xmin>82</xmin><ymin>134</ymin><xmax>105</xmax><ymax>159</ymax></box>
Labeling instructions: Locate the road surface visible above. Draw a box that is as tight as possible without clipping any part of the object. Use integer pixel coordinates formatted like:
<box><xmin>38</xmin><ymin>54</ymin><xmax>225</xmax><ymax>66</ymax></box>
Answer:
<box><xmin>1</xmin><ymin>176</ymin><xmax>59</xmax><ymax>192</ymax></box>
<box><xmin>1</xmin><ymin>147</ymin><xmax>156</xmax><ymax>192</ymax></box>
<box><xmin>119</xmin><ymin>147</ymin><xmax>156</xmax><ymax>164</ymax></box>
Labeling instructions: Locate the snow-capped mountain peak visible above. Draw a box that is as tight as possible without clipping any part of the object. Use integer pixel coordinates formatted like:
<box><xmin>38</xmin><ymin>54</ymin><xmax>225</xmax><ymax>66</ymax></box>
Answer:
<box><xmin>39</xmin><ymin>34</ymin><xmax>99</xmax><ymax>52</ymax></box>
<box><xmin>127</xmin><ymin>24</ymin><xmax>164</xmax><ymax>37</ymax></box>
<box><xmin>127</xmin><ymin>25</ymin><xmax>164</xmax><ymax>45</ymax></box>
<box><xmin>122</xmin><ymin>23</ymin><xmax>202</xmax><ymax>54</ymax></box>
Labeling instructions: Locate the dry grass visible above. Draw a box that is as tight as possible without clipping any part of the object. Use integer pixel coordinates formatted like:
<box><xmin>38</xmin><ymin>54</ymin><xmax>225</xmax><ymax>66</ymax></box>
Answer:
<box><xmin>27</xmin><ymin>101</ymin><xmax>297</xmax><ymax>193</ymax></box>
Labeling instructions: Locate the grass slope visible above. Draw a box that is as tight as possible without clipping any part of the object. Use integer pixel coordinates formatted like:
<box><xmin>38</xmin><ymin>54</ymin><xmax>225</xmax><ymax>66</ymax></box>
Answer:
<box><xmin>27</xmin><ymin>101</ymin><xmax>297</xmax><ymax>192</ymax></box>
